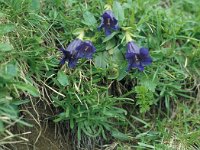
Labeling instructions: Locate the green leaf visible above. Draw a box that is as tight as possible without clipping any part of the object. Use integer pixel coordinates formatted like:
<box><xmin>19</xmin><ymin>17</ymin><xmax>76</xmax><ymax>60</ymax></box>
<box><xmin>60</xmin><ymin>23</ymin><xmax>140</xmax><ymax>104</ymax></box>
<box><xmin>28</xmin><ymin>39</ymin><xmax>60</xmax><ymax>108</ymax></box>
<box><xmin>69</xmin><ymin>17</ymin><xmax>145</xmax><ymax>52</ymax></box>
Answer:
<box><xmin>123</xmin><ymin>0</ymin><xmax>135</xmax><ymax>24</ymax></box>
<box><xmin>6</xmin><ymin>62</ymin><xmax>18</xmax><ymax>77</ymax></box>
<box><xmin>78</xmin><ymin>125</ymin><xmax>82</xmax><ymax>141</ymax></box>
<box><xmin>0</xmin><ymin>105</ymin><xmax>18</xmax><ymax>117</ymax></box>
<box><xmin>0</xmin><ymin>24</ymin><xmax>15</xmax><ymax>36</ymax></box>
<box><xmin>30</xmin><ymin>0</ymin><xmax>40</xmax><ymax>11</ymax></box>
<box><xmin>103</xmin><ymin>108</ymin><xmax>115</xmax><ymax>117</ymax></box>
<box><xmin>0</xmin><ymin>89</ymin><xmax>9</xmax><ymax>98</ymax></box>
<box><xmin>57</xmin><ymin>71</ymin><xmax>69</xmax><ymax>86</ymax></box>
<box><xmin>112</xmin><ymin>48</ymin><xmax>124</xmax><ymax>63</ymax></box>
<box><xmin>0</xmin><ymin>62</ymin><xmax>18</xmax><ymax>80</ymax></box>
<box><xmin>140</xmin><ymin>76</ymin><xmax>158</xmax><ymax>92</ymax></box>
<box><xmin>65</xmin><ymin>107</ymin><xmax>69</xmax><ymax>118</ymax></box>
<box><xmin>0</xmin><ymin>43</ymin><xmax>13</xmax><ymax>51</ymax></box>
<box><xmin>113</xmin><ymin>1</ymin><xmax>125</xmax><ymax>25</ymax></box>
<box><xmin>117</xmin><ymin>63</ymin><xmax>128</xmax><ymax>81</ymax></box>
<box><xmin>82</xmin><ymin>11</ymin><xmax>97</xmax><ymax>27</ymax></box>
<box><xmin>106</xmin><ymin>39</ymin><xmax>116</xmax><ymax>50</ymax></box>
<box><xmin>16</xmin><ymin>119</ymin><xmax>33</xmax><ymax>127</ymax></box>
<box><xmin>131</xmin><ymin>115</ymin><xmax>150</xmax><ymax>127</ymax></box>
<box><xmin>54</xmin><ymin>112</ymin><xmax>65</xmax><ymax>122</ymax></box>
<box><xmin>107</xmin><ymin>67</ymin><xmax>119</xmax><ymax>79</ymax></box>
<box><xmin>73</xmin><ymin>28</ymin><xmax>85</xmax><ymax>36</ymax></box>
<box><xmin>138</xmin><ymin>142</ymin><xmax>155</xmax><ymax>149</ymax></box>
<box><xmin>103</xmin><ymin>32</ymin><xmax>118</xmax><ymax>43</ymax></box>
<box><xmin>0</xmin><ymin>121</ymin><xmax>4</xmax><ymax>133</ymax></box>
<box><xmin>0</xmin><ymin>12</ymin><xmax>6</xmax><ymax>18</ymax></box>
<box><xmin>70</xmin><ymin>118</ymin><xmax>74</xmax><ymax>129</ymax></box>
<box><xmin>135</xmin><ymin>86</ymin><xmax>154</xmax><ymax>113</ymax></box>
<box><xmin>12</xmin><ymin>99</ymin><xmax>30</xmax><ymax>105</ymax></box>
<box><xmin>111</xmin><ymin>130</ymin><xmax>130</xmax><ymax>140</ymax></box>
<box><xmin>14</xmin><ymin>83</ymin><xmax>39</xmax><ymax>97</ymax></box>
<box><xmin>94</xmin><ymin>51</ymin><xmax>109</xmax><ymax>68</ymax></box>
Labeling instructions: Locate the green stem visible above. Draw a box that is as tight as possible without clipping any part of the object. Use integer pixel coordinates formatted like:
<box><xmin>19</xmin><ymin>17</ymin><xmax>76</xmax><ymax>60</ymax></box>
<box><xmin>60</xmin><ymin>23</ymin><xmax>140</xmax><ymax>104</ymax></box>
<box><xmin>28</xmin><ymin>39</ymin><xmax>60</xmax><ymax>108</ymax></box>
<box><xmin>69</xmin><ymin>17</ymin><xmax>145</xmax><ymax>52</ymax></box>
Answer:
<box><xmin>77</xmin><ymin>30</ymin><xmax>85</xmax><ymax>40</ymax></box>
<box><xmin>104</xmin><ymin>4</ymin><xmax>112</xmax><ymax>10</ymax></box>
<box><xmin>125</xmin><ymin>32</ymin><xmax>133</xmax><ymax>43</ymax></box>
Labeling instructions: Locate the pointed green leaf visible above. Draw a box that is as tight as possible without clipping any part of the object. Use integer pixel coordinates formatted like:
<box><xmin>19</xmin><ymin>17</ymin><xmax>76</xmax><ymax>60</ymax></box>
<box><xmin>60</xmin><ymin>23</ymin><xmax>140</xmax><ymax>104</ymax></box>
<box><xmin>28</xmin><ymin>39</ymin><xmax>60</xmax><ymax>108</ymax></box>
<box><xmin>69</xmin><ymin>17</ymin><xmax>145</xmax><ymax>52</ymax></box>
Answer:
<box><xmin>112</xmin><ymin>130</ymin><xmax>130</xmax><ymax>140</ymax></box>
<box><xmin>103</xmin><ymin>32</ymin><xmax>118</xmax><ymax>43</ymax></box>
<box><xmin>113</xmin><ymin>1</ymin><xmax>125</xmax><ymax>25</ymax></box>
<box><xmin>0</xmin><ymin>43</ymin><xmax>13</xmax><ymax>51</ymax></box>
<box><xmin>6</xmin><ymin>62</ymin><xmax>18</xmax><ymax>77</ymax></box>
<box><xmin>30</xmin><ymin>0</ymin><xmax>40</xmax><ymax>12</ymax></box>
<box><xmin>0</xmin><ymin>24</ymin><xmax>15</xmax><ymax>36</ymax></box>
<box><xmin>0</xmin><ymin>121</ymin><xmax>4</xmax><ymax>133</ymax></box>
<box><xmin>57</xmin><ymin>71</ymin><xmax>69</xmax><ymax>86</ymax></box>
<box><xmin>82</xmin><ymin>11</ymin><xmax>97</xmax><ymax>27</ymax></box>
<box><xmin>14</xmin><ymin>83</ymin><xmax>39</xmax><ymax>97</ymax></box>
<box><xmin>94</xmin><ymin>51</ymin><xmax>109</xmax><ymax>68</ymax></box>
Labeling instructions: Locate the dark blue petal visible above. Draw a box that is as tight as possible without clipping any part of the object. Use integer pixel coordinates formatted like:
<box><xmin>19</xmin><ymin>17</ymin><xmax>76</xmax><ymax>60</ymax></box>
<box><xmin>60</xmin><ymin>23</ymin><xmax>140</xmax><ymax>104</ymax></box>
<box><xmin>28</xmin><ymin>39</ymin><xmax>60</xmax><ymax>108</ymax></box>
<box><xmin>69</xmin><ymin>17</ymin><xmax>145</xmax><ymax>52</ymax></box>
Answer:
<box><xmin>127</xmin><ymin>57</ymin><xmax>135</xmax><ymax>71</ymax></box>
<box><xmin>58</xmin><ymin>39</ymin><xmax>82</xmax><ymax>67</ymax></box>
<box><xmin>104</xmin><ymin>10</ymin><xmax>115</xmax><ymax>19</ymax></box>
<box><xmin>76</xmin><ymin>41</ymin><xmax>96</xmax><ymax>59</ymax></box>
<box><xmin>139</xmin><ymin>47</ymin><xmax>149</xmax><ymax>57</ymax></box>
<box><xmin>68</xmin><ymin>58</ymin><xmax>79</xmax><ymax>68</ymax></box>
<box><xmin>75</xmin><ymin>44</ymin><xmax>86</xmax><ymax>58</ymax></box>
<box><xmin>98</xmin><ymin>18</ymin><xmax>104</xmax><ymax>30</ymax></box>
<box><xmin>126</xmin><ymin>42</ymin><xmax>152</xmax><ymax>71</ymax></box>
<box><xmin>112</xmin><ymin>23</ymin><xmax>119</xmax><ymax>30</ymax></box>
<box><xmin>103</xmin><ymin>10</ymin><xmax>112</xmax><ymax>17</ymax></box>
<box><xmin>127</xmin><ymin>60</ymin><xmax>142</xmax><ymax>71</ymax></box>
<box><xmin>138</xmin><ymin>65</ymin><xmax>144</xmax><ymax>71</ymax></box>
<box><xmin>103</xmin><ymin>12</ymin><xmax>118</xmax><ymax>28</ymax></box>
<box><xmin>127</xmin><ymin>63</ymin><xmax>133</xmax><ymax>71</ymax></box>
<box><xmin>126</xmin><ymin>53</ymin><xmax>139</xmax><ymax>71</ymax></box>
<box><xmin>112</xmin><ymin>18</ymin><xmax>118</xmax><ymax>27</ymax></box>
<box><xmin>125</xmin><ymin>52</ymin><xmax>134</xmax><ymax>59</ymax></box>
<box><xmin>141</xmin><ymin>57</ymin><xmax>152</xmax><ymax>66</ymax></box>
<box><xmin>105</xmin><ymin>28</ymin><xmax>111</xmax><ymax>36</ymax></box>
<box><xmin>59</xmin><ymin>49</ymin><xmax>71</xmax><ymax>65</ymax></box>
<box><xmin>66</xmin><ymin>39</ymin><xmax>83</xmax><ymax>54</ymax></box>
<box><xmin>131</xmin><ymin>61</ymin><xmax>144</xmax><ymax>71</ymax></box>
<box><xmin>60</xmin><ymin>57</ymin><xmax>66</xmax><ymax>65</ymax></box>
<box><xmin>59</xmin><ymin>47</ymin><xmax>65</xmax><ymax>52</ymax></box>
<box><xmin>102</xmin><ymin>12</ymin><xmax>112</xmax><ymax>20</ymax></box>
<box><xmin>127</xmin><ymin>41</ymin><xmax>140</xmax><ymax>54</ymax></box>
<box><xmin>99</xmin><ymin>10</ymin><xmax>119</xmax><ymax>36</ymax></box>
<box><xmin>86</xmin><ymin>54</ymin><xmax>93</xmax><ymax>59</ymax></box>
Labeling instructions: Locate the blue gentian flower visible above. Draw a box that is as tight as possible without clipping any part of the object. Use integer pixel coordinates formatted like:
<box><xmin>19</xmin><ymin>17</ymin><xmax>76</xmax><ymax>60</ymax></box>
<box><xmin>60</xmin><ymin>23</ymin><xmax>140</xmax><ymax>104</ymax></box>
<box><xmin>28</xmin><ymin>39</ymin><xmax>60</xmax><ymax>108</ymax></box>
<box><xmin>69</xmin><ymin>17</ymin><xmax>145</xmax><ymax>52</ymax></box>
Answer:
<box><xmin>76</xmin><ymin>41</ymin><xmax>96</xmax><ymax>59</ymax></box>
<box><xmin>98</xmin><ymin>10</ymin><xmax>119</xmax><ymax>36</ymax></box>
<box><xmin>60</xmin><ymin>39</ymin><xmax>82</xmax><ymax>68</ymax></box>
<box><xmin>126</xmin><ymin>41</ymin><xmax>152</xmax><ymax>71</ymax></box>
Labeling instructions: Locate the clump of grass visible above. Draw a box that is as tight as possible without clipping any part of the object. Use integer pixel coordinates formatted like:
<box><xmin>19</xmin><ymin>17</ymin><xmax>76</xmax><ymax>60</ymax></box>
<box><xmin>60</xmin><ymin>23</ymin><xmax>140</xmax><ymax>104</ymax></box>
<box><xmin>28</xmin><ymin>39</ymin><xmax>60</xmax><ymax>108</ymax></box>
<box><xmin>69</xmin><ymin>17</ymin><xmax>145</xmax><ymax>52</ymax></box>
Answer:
<box><xmin>0</xmin><ymin>0</ymin><xmax>200</xmax><ymax>149</ymax></box>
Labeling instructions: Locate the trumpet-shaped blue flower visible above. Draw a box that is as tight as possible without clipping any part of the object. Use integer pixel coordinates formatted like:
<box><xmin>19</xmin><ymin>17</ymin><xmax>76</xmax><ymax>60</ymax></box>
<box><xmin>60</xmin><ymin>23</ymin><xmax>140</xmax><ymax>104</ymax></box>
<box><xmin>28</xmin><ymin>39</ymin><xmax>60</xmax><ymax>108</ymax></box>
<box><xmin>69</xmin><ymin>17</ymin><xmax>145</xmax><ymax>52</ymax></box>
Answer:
<box><xmin>76</xmin><ymin>41</ymin><xmax>96</xmax><ymax>59</ymax></box>
<box><xmin>60</xmin><ymin>39</ymin><xmax>82</xmax><ymax>68</ymax></box>
<box><xmin>98</xmin><ymin>10</ymin><xmax>119</xmax><ymax>36</ymax></box>
<box><xmin>126</xmin><ymin>41</ymin><xmax>152</xmax><ymax>71</ymax></box>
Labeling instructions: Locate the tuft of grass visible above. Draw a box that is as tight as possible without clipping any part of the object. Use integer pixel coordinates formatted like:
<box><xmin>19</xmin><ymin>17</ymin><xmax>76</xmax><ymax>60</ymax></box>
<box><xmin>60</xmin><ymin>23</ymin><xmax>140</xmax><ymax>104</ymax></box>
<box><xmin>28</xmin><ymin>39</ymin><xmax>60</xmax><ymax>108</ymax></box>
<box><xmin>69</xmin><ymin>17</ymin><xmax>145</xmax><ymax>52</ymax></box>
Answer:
<box><xmin>0</xmin><ymin>0</ymin><xmax>200</xmax><ymax>149</ymax></box>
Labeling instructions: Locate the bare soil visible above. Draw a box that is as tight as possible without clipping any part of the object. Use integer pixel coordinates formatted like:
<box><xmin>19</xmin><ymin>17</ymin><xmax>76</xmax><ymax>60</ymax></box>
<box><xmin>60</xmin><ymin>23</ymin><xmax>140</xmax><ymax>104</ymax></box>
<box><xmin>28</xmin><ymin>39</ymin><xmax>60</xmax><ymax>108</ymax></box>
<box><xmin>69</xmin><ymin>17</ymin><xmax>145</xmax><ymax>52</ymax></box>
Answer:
<box><xmin>10</xmin><ymin>100</ymin><xmax>71</xmax><ymax>150</ymax></box>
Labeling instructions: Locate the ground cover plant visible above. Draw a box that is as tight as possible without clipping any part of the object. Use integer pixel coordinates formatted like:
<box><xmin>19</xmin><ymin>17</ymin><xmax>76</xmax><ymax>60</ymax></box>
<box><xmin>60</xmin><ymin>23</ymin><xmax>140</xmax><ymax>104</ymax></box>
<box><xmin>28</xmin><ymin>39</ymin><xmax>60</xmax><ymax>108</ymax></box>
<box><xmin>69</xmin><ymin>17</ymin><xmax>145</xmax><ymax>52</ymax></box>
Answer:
<box><xmin>0</xmin><ymin>0</ymin><xmax>200</xmax><ymax>149</ymax></box>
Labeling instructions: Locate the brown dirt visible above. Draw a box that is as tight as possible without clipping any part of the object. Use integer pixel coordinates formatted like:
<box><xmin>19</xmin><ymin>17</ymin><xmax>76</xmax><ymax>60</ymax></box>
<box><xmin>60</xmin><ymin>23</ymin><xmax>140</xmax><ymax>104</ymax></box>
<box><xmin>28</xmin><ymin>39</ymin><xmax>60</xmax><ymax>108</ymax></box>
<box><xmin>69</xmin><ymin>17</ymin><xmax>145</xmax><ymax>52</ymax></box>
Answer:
<box><xmin>9</xmin><ymin>100</ymin><xmax>72</xmax><ymax>150</ymax></box>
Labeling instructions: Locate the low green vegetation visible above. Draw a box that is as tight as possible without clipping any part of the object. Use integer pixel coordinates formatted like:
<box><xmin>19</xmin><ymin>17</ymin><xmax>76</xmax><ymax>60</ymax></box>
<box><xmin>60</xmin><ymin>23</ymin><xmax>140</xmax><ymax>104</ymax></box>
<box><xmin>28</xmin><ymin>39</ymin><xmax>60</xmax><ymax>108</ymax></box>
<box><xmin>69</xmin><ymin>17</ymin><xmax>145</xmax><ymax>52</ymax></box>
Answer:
<box><xmin>0</xmin><ymin>0</ymin><xmax>200</xmax><ymax>149</ymax></box>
